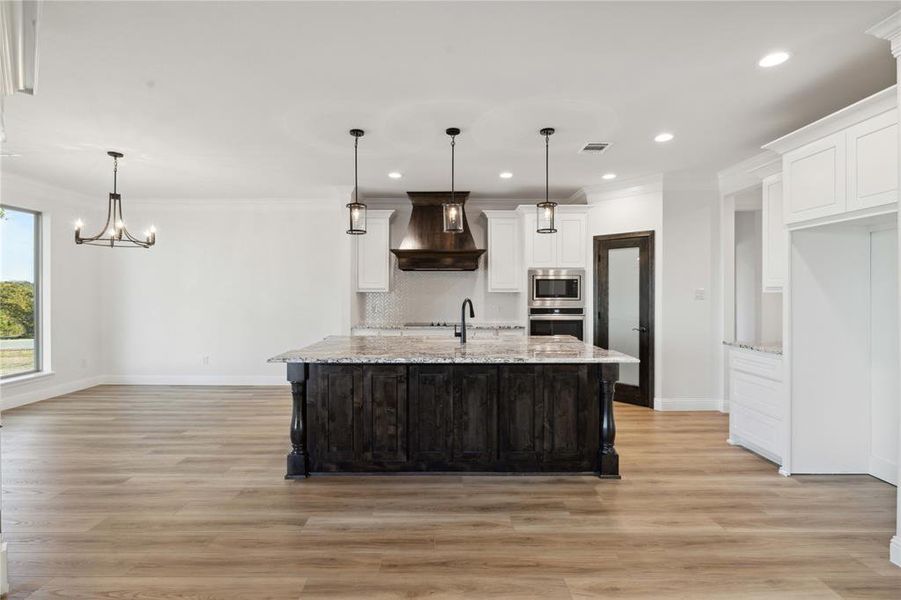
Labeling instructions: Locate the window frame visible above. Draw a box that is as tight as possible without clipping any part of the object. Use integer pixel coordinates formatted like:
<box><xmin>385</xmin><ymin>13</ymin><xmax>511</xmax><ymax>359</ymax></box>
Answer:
<box><xmin>1</xmin><ymin>204</ymin><xmax>42</xmax><ymax>380</ymax></box>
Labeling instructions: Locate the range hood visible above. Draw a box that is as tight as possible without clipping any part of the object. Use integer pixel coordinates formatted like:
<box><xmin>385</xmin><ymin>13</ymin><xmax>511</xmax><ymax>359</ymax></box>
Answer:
<box><xmin>391</xmin><ymin>191</ymin><xmax>485</xmax><ymax>271</ymax></box>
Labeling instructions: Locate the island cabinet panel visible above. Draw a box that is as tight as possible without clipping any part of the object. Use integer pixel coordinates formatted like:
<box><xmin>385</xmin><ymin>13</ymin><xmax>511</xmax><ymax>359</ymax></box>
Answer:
<box><xmin>362</xmin><ymin>365</ymin><xmax>408</xmax><ymax>465</ymax></box>
<box><xmin>541</xmin><ymin>365</ymin><xmax>598</xmax><ymax>471</ymax></box>
<box><xmin>452</xmin><ymin>366</ymin><xmax>499</xmax><ymax>467</ymax></box>
<box><xmin>408</xmin><ymin>365</ymin><xmax>455</xmax><ymax>467</ymax></box>
<box><xmin>498</xmin><ymin>365</ymin><xmax>544</xmax><ymax>469</ymax></box>
<box><xmin>309</xmin><ymin>365</ymin><xmax>364</xmax><ymax>470</ymax></box>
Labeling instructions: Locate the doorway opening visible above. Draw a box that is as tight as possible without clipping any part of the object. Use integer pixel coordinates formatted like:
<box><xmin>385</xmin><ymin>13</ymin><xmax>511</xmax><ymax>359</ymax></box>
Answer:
<box><xmin>593</xmin><ymin>231</ymin><xmax>655</xmax><ymax>408</ymax></box>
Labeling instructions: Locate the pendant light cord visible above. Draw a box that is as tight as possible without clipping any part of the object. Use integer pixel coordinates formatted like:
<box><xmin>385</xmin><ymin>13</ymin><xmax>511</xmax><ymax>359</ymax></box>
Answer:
<box><xmin>450</xmin><ymin>134</ymin><xmax>456</xmax><ymax>203</ymax></box>
<box><xmin>545</xmin><ymin>131</ymin><xmax>549</xmax><ymax>203</ymax></box>
<box><xmin>354</xmin><ymin>135</ymin><xmax>359</xmax><ymax>203</ymax></box>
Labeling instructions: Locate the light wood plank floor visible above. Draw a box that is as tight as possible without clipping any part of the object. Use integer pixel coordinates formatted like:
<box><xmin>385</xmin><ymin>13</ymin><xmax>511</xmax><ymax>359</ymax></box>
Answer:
<box><xmin>2</xmin><ymin>385</ymin><xmax>900</xmax><ymax>599</ymax></box>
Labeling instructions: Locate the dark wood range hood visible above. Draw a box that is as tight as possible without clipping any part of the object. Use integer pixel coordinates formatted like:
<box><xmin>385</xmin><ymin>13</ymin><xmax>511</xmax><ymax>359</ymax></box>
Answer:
<box><xmin>391</xmin><ymin>191</ymin><xmax>485</xmax><ymax>271</ymax></box>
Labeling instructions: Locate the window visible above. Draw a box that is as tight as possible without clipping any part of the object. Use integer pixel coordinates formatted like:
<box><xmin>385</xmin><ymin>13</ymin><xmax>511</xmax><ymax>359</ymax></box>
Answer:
<box><xmin>0</xmin><ymin>205</ymin><xmax>41</xmax><ymax>378</ymax></box>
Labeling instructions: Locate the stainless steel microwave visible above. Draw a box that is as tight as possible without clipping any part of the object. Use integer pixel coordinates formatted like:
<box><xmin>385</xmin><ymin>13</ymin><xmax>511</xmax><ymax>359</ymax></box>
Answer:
<box><xmin>528</xmin><ymin>268</ymin><xmax>585</xmax><ymax>308</ymax></box>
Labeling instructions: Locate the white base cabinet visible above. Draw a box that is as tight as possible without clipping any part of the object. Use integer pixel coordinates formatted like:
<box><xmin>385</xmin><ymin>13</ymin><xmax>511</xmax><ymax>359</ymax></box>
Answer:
<box><xmin>728</xmin><ymin>347</ymin><xmax>785</xmax><ymax>466</ymax></box>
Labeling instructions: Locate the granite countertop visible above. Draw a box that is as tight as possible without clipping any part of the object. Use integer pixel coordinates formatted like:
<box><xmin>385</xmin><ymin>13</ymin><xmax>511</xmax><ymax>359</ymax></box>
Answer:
<box><xmin>269</xmin><ymin>335</ymin><xmax>639</xmax><ymax>365</ymax></box>
<box><xmin>722</xmin><ymin>340</ymin><xmax>783</xmax><ymax>355</ymax></box>
<box><xmin>354</xmin><ymin>322</ymin><xmax>525</xmax><ymax>330</ymax></box>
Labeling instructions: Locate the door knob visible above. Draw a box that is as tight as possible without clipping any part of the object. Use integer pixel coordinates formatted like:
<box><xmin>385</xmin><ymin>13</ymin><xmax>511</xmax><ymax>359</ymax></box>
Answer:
<box><xmin>632</xmin><ymin>326</ymin><xmax>648</xmax><ymax>333</ymax></box>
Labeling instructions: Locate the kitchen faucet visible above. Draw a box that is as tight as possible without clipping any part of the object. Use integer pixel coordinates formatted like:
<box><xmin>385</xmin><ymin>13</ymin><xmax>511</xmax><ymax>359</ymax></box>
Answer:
<box><xmin>455</xmin><ymin>298</ymin><xmax>475</xmax><ymax>344</ymax></box>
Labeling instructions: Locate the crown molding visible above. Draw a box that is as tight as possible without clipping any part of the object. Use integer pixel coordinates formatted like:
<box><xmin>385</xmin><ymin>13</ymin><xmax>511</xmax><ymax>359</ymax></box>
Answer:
<box><xmin>718</xmin><ymin>151</ymin><xmax>780</xmax><ymax>196</ymax></box>
<box><xmin>762</xmin><ymin>86</ymin><xmax>897</xmax><ymax>155</ymax></box>
<box><xmin>581</xmin><ymin>174</ymin><xmax>663</xmax><ymax>203</ymax></box>
<box><xmin>868</xmin><ymin>10</ymin><xmax>901</xmax><ymax>57</ymax></box>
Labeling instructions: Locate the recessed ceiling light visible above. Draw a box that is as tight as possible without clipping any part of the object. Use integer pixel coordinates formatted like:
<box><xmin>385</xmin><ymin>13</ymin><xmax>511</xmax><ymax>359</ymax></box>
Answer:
<box><xmin>654</xmin><ymin>132</ymin><xmax>674</xmax><ymax>143</ymax></box>
<box><xmin>388</xmin><ymin>171</ymin><xmax>403</xmax><ymax>179</ymax></box>
<box><xmin>758</xmin><ymin>51</ymin><xmax>790</xmax><ymax>68</ymax></box>
<box><xmin>602</xmin><ymin>173</ymin><xmax>617</xmax><ymax>180</ymax></box>
<box><xmin>499</xmin><ymin>171</ymin><xmax>513</xmax><ymax>179</ymax></box>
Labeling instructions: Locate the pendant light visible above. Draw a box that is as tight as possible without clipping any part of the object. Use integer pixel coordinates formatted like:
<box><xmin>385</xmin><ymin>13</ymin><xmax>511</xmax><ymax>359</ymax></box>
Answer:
<box><xmin>346</xmin><ymin>128</ymin><xmax>367</xmax><ymax>235</ymax></box>
<box><xmin>443</xmin><ymin>127</ymin><xmax>464</xmax><ymax>233</ymax></box>
<box><xmin>536</xmin><ymin>127</ymin><xmax>557</xmax><ymax>234</ymax></box>
<box><xmin>75</xmin><ymin>151</ymin><xmax>156</xmax><ymax>248</ymax></box>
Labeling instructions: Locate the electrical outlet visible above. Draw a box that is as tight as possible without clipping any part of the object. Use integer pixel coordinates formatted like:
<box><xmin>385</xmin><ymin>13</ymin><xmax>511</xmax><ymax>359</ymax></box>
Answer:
<box><xmin>201</xmin><ymin>355</ymin><xmax>210</xmax><ymax>366</ymax></box>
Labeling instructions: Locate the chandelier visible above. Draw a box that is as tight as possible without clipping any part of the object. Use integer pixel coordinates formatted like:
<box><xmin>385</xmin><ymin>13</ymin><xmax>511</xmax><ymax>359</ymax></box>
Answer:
<box><xmin>75</xmin><ymin>151</ymin><xmax>156</xmax><ymax>248</ymax></box>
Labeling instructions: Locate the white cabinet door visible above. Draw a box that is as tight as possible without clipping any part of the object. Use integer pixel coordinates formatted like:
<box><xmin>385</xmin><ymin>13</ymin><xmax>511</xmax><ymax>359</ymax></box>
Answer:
<box><xmin>761</xmin><ymin>174</ymin><xmax>787</xmax><ymax>292</ymax></box>
<box><xmin>556</xmin><ymin>212</ymin><xmax>587</xmax><ymax>268</ymax></box>
<box><xmin>524</xmin><ymin>213</ymin><xmax>557</xmax><ymax>268</ymax></box>
<box><xmin>486</xmin><ymin>213</ymin><xmax>522</xmax><ymax>292</ymax></box>
<box><xmin>783</xmin><ymin>132</ymin><xmax>846</xmax><ymax>225</ymax></box>
<box><xmin>847</xmin><ymin>110</ymin><xmax>898</xmax><ymax>212</ymax></box>
<box><xmin>355</xmin><ymin>211</ymin><xmax>393</xmax><ymax>292</ymax></box>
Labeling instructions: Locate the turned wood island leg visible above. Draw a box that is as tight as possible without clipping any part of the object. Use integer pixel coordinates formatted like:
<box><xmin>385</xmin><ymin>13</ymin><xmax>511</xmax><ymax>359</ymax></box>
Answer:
<box><xmin>286</xmin><ymin>363</ymin><xmax>310</xmax><ymax>479</ymax></box>
<box><xmin>598</xmin><ymin>363</ymin><xmax>621</xmax><ymax>479</ymax></box>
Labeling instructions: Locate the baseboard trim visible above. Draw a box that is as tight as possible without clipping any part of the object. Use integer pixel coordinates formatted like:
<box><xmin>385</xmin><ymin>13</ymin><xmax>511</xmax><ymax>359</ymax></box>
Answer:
<box><xmin>1</xmin><ymin>375</ymin><xmax>105</xmax><ymax>411</ymax></box>
<box><xmin>891</xmin><ymin>536</ymin><xmax>901</xmax><ymax>567</ymax></box>
<box><xmin>102</xmin><ymin>375</ymin><xmax>286</xmax><ymax>386</ymax></box>
<box><xmin>654</xmin><ymin>397</ymin><xmax>724</xmax><ymax>412</ymax></box>
<box><xmin>0</xmin><ymin>538</ymin><xmax>8</xmax><ymax>596</ymax></box>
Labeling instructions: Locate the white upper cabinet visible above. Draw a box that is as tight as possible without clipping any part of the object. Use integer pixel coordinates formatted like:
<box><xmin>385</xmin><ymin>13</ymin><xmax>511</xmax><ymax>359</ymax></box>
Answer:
<box><xmin>484</xmin><ymin>211</ymin><xmax>522</xmax><ymax>293</ymax></box>
<box><xmin>355</xmin><ymin>210</ymin><xmax>394</xmax><ymax>292</ymax></box>
<box><xmin>761</xmin><ymin>174</ymin><xmax>787</xmax><ymax>292</ymax></box>
<box><xmin>783</xmin><ymin>132</ymin><xmax>847</xmax><ymax>224</ymax></box>
<box><xmin>847</xmin><ymin>109</ymin><xmax>898</xmax><ymax>211</ymax></box>
<box><xmin>764</xmin><ymin>86</ymin><xmax>897</xmax><ymax>229</ymax></box>
<box><xmin>520</xmin><ymin>206</ymin><xmax>588</xmax><ymax>269</ymax></box>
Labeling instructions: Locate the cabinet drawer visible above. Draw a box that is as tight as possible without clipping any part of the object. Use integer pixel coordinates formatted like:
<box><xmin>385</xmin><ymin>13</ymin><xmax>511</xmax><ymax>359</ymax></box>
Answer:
<box><xmin>730</xmin><ymin>370</ymin><xmax>783</xmax><ymax>421</ymax></box>
<box><xmin>729</xmin><ymin>348</ymin><xmax>782</xmax><ymax>381</ymax></box>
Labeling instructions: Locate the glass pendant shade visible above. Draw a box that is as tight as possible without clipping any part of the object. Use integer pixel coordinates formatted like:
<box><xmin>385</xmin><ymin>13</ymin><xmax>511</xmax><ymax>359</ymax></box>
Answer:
<box><xmin>536</xmin><ymin>201</ymin><xmax>557</xmax><ymax>234</ymax></box>
<box><xmin>346</xmin><ymin>128</ymin><xmax>367</xmax><ymax>235</ymax></box>
<box><xmin>346</xmin><ymin>200</ymin><xmax>366</xmax><ymax>235</ymax></box>
<box><xmin>443</xmin><ymin>201</ymin><xmax>464</xmax><ymax>233</ymax></box>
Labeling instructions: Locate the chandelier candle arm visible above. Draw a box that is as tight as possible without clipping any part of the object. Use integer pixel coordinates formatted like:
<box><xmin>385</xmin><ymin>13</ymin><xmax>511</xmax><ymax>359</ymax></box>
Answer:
<box><xmin>75</xmin><ymin>151</ymin><xmax>156</xmax><ymax>249</ymax></box>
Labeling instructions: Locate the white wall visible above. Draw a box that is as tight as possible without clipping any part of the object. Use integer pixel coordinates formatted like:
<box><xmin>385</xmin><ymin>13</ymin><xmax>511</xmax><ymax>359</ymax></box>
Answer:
<box><xmin>871</xmin><ymin>227</ymin><xmax>899</xmax><ymax>484</ymax></box>
<box><xmin>100</xmin><ymin>195</ymin><xmax>354</xmax><ymax>385</ymax></box>
<box><xmin>0</xmin><ymin>173</ymin><xmax>104</xmax><ymax>409</ymax></box>
<box><xmin>734</xmin><ymin>210</ymin><xmax>762</xmax><ymax>342</ymax></box>
<box><xmin>661</xmin><ymin>174</ymin><xmax>722</xmax><ymax>408</ymax></box>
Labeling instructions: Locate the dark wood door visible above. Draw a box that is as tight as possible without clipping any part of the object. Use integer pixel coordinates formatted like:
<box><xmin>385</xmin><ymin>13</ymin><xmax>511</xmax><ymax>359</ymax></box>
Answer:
<box><xmin>452</xmin><ymin>365</ymin><xmax>498</xmax><ymax>467</ymax></box>
<box><xmin>408</xmin><ymin>365</ymin><xmax>454</xmax><ymax>468</ymax></box>
<box><xmin>498</xmin><ymin>365</ymin><xmax>543</xmax><ymax>469</ymax></box>
<box><xmin>362</xmin><ymin>365</ymin><xmax>407</xmax><ymax>466</ymax></box>
<box><xmin>594</xmin><ymin>231</ymin><xmax>655</xmax><ymax>408</ymax></box>
<box><xmin>542</xmin><ymin>364</ymin><xmax>597</xmax><ymax>470</ymax></box>
<box><xmin>309</xmin><ymin>364</ymin><xmax>364</xmax><ymax>470</ymax></box>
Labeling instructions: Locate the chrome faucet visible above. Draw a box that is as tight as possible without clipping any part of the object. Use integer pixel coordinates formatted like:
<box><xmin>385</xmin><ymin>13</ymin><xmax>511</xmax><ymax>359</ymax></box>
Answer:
<box><xmin>455</xmin><ymin>298</ymin><xmax>475</xmax><ymax>344</ymax></box>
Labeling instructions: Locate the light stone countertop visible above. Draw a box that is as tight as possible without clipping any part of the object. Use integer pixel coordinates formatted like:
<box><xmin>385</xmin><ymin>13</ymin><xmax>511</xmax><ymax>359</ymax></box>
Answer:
<box><xmin>269</xmin><ymin>335</ymin><xmax>639</xmax><ymax>365</ymax></box>
<box><xmin>354</xmin><ymin>322</ymin><xmax>525</xmax><ymax>330</ymax></box>
<box><xmin>722</xmin><ymin>340</ymin><xmax>783</xmax><ymax>355</ymax></box>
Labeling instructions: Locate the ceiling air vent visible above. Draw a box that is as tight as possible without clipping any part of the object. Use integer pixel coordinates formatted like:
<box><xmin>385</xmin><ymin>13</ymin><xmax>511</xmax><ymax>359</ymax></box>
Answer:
<box><xmin>579</xmin><ymin>142</ymin><xmax>611</xmax><ymax>154</ymax></box>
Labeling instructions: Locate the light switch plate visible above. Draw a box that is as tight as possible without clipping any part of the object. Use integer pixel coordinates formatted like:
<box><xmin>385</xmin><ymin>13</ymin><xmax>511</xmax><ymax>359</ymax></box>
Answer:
<box><xmin>694</xmin><ymin>288</ymin><xmax>706</xmax><ymax>300</ymax></box>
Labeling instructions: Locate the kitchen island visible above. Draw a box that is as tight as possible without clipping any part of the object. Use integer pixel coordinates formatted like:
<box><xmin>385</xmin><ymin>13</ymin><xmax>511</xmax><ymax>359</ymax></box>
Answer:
<box><xmin>269</xmin><ymin>335</ymin><xmax>638</xmax><ymax>478</ymax></box>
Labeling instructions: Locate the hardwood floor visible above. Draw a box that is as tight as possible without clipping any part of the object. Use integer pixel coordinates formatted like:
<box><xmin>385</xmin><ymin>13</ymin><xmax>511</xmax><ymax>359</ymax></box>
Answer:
<box><xmin>2</xmin><ymin>385</ymin><xmax>900</xmax><ymax>599</ymax></box>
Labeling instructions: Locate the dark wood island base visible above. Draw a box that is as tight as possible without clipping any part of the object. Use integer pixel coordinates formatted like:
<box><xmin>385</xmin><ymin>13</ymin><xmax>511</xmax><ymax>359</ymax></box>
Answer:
<box><xmin>284</xmin><ymin>362</ymin><xmax>621</xmax><ymax>479</ymax></box>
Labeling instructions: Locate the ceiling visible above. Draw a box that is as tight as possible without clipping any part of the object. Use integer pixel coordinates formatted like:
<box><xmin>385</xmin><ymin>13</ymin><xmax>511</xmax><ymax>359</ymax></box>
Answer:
<box><xmin>1</xmin><ymin>1</ymin><xmax>898</xmax><ymax>201</ymax></box>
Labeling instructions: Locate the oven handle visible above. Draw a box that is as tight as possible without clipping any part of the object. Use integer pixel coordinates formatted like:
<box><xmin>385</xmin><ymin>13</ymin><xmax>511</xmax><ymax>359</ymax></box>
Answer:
<box><xmin>528</xmin><ymin>315</ymin><xmax>585</xmax><ymax>321</ymax></box>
